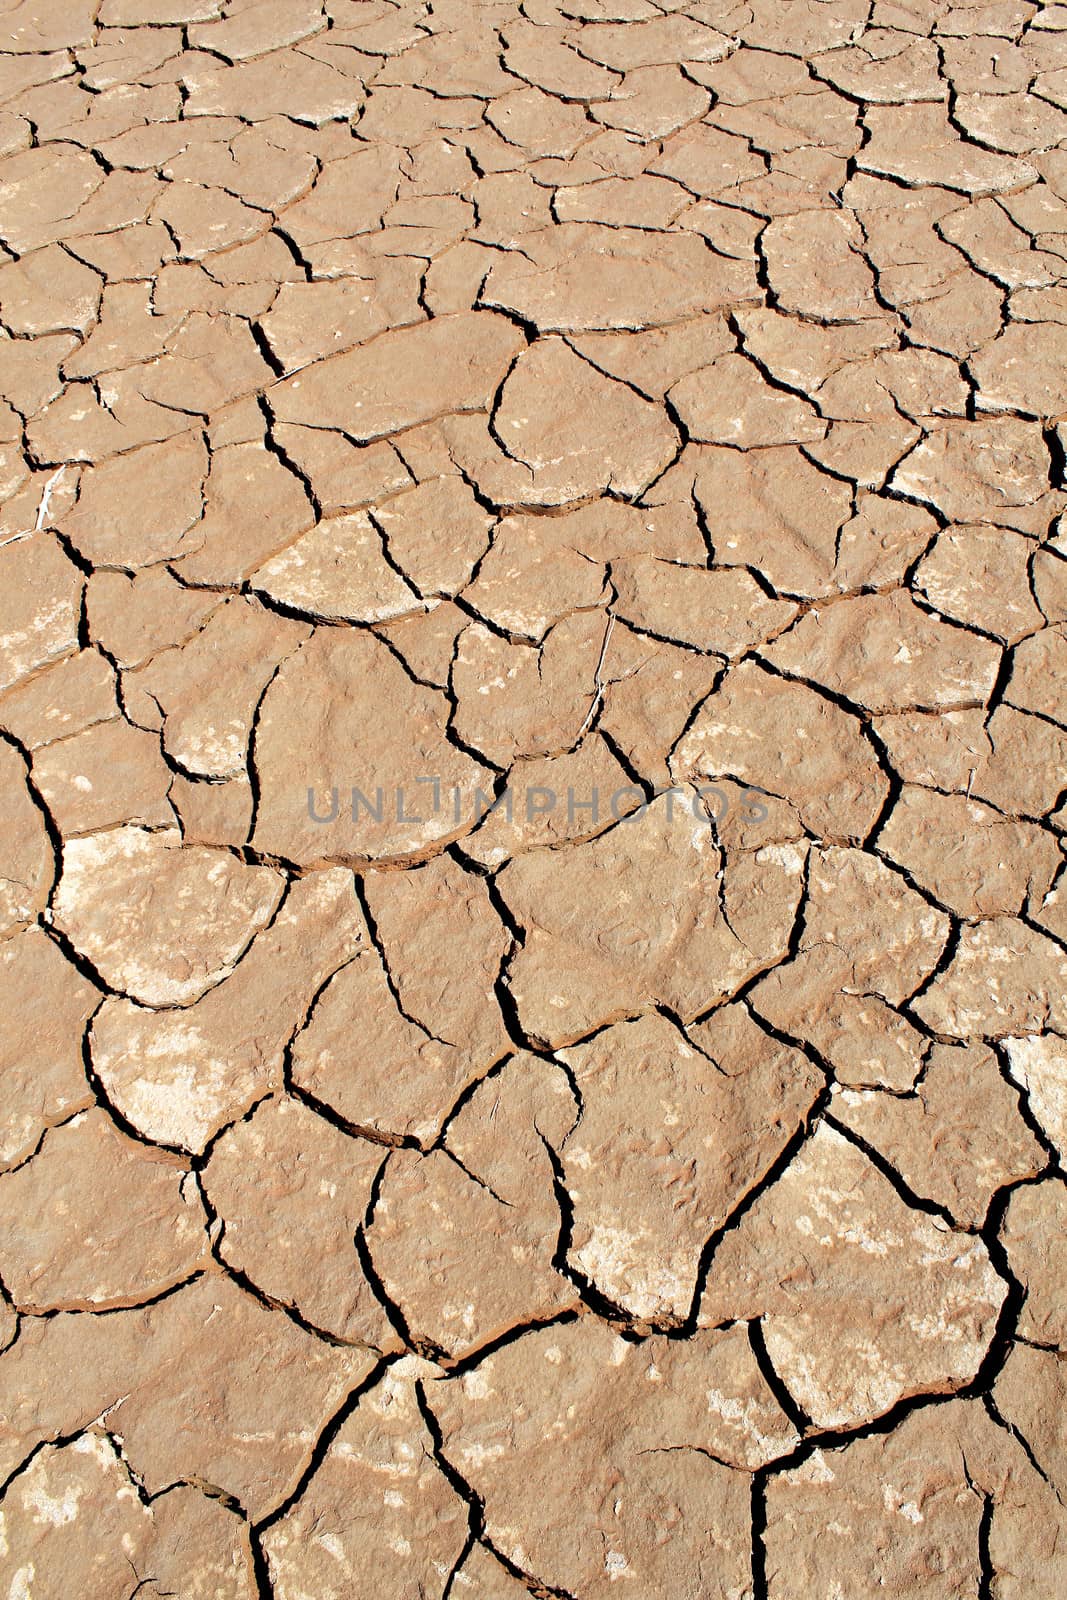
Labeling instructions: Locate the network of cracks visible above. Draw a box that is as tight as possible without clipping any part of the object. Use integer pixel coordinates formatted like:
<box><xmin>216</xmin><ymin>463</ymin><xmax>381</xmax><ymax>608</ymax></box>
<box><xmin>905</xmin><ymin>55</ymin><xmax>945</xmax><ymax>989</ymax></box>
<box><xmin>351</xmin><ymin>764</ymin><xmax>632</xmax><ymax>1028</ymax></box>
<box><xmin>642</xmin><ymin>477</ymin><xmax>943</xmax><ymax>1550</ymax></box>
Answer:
<box><xmin>1</xmin><ymin>0</ymin><xmax>1067</xmax><ymax>1595</ymax></box>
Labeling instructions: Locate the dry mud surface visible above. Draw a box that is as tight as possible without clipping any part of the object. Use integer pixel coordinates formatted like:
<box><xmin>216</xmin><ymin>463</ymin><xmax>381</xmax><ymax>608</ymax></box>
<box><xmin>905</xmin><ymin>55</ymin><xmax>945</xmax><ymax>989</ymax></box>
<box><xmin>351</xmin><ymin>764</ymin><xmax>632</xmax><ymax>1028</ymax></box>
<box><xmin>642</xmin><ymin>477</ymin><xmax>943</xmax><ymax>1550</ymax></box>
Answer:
<box><xmin>1</xmin><ymin>0</ymin><xmax>1066</xmax><ymax>1595</ymax></box>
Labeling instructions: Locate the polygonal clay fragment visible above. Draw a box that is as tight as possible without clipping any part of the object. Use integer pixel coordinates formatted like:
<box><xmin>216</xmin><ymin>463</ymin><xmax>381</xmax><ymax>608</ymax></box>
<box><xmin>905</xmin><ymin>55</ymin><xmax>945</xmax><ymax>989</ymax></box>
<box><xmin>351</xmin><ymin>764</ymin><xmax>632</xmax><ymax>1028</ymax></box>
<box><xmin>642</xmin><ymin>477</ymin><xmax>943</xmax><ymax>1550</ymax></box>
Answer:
<box><xmin>269</xmin><ymin>311</ymin><xmax>526</xmax><ymax>442</ymax></box>
<box><xmin>366</xmin><ymin>1055</ymin><xmax>577</xmax><ymax>1355</ymax></box>
<box><xmin>367</xmin><ymin>1136</ymin><xmax>575</xmax><ymax>1359</ymax></box>
<box><xmin>1006</xmin><ymin>624</ymin><xmax>1067</xmax><ymax>722</ymax></box>
<box><xmin>649</xmin><ymin>121</ymin><xmax>765</xmax><ymax>197</ymax></box>
<box><xmin>556</xmin><ymin>1009</ymin><xmax>821</xmax><ymax>1320</ymax></box>
<box><xmin>262</xmin><ymin>1358</ymin><xmax>469</xmax><ymax>1600</ymax></box>
<box><xmin>892</xmin><ymin>417</ymin><xmax>1055</xmax><ymax>527</ymax></box>
<box><xmin>84</xmin><ymin>566</ymin><xmax>219</xmax><ymax>671</ymax></box>
<box><xmin>449</xmin><ymin>611</ymin><xmax>610</xmax><ymax>764</ymax></box>
<box><xmin>994</xmin><ymin>1342</ymin><xmax>1067</xmax><ymax>1502</ymax></box>
<box><xmin>270</xmin><ymin>424</ymin><xmax>411</xmax><ymax>517</ymax></box>
<box><xmin>874</xmin><ymin>705</ymin><xmax>993</xmax><ymax>792</ymax></box>
<box><xmin>430</xmin><ymin>1319</ymin><xmax>794</xmax><ymax>1598</ymax></box>
<box><xmin>32</xmin><ymin>717</ymin><xmax>175</xmax><ymax>835</ymax></box>
<box><xmin>972</xmin><ymin>320</ymin><xmax>1067</xmax><ymax>418</ymax></box>
<box><xmin>611</xmin><ymin>555</ymin><xmax>797</xmax><ymax>655</ymax></box>
<box><xmin>914</xmin><ymin>523</ymin><xmax>1046</xmax><ymax>642</ymax></box>
<box><xmin>698</xmin><ymin>1122</ymin><xmax>1008</xmax><ymax>1429</ymax></box>
<box><xmin>751</xmin><ymin>845</ymin><xmax>949</xmax><ymax>1082</ymax></box>
<box><xmin>258</xmin><ymin>274</ymin><xmax>409</xmax><ymax>374</ymax></box>
<box><xmin>202</xmin><ymin>1094</ymin><xmax>393</xmax><ymax>1348</ymax></box>
<box><xmin>860</xmin><ymin>101</ymin><xmax>1038</xmax><ymax>193</ymax></box>
<box><xmin>90</xmin><ymin>869</ymin><xmax>364</xmax><ymax>1153</ymax></box>
<box><xmin>0</xmin><ymin>927</ymin><xmax>98</xmax><ymax>1170</ymax></box>
<box><xmin>877</xmin><ymin>785</ymin><xmax>1060</xmax><ymax>917</ymax></box>
<box><xmin>762</xmin><ymin>210</ymin><xmax>877</xmax><ymax>322</ymax></box>
<box><xmin>1000</xmin><ymin>1179</ymin><xmax>1067</xmax><ymax>1347</ymax></box>
<box><xmin>597</xmin><ymin>625</ymin><xmax>722</xmax><ymax>785</ymax></box>
<box><xmin>0</xmin><ymin>534</ymin><xmax>83</xmax><ymax>694</ymax></box>
<box><xmin>460</xmin><ymin>513</ymin><xmax>609</xmax><ymax>642</ymax></box>
<box><xmin>0</xmin><ymin>146</ymin><xmax>105</xmax><ymax>255</ymax></box>
<box><xmin>734</xmin><ymin>305</ymin><xmax>895</xmax><ymax>395</ymax></box>
<box><xmin>673</xmin><ymin>660</ymin><xmax>889</xmax><ymax>841</ymax></box>
<box><xmin>766</xmin><ymin>1401</ymin><xmax>1059</xmax><ymax>1600</ymax></box>
<box><xmin>0</xmin><ymin>1274</ymin><xmax>376</xmax><ymax>1520</ymax></box>
<box><xmin>171</xmin><ymin>437</ymin><xmax>316</xmax><ymax>586</ymax></box>
<box><xmin>486</xmin><ymin>85</ymin><xmax>596</xmax><ymax>158</ymax></box>
<box><xmin>252</xmin><ymin>511</ymin><xmax>420</xmax><ymax>624</ymax></box>
<box><xmin>973</xmin><ymin>703</ymin><xmax>1067</xmax><ymax>818</ymax></box>
<box><xmin>497</xmin><ymin>788</ymin><xmax>805</xmax><ymax>1045</ymax></box>
<box><xmin>764</xmin><ymin>589</ymin><xmax>1002</xmax><ymax>712</ymax></box>
<box><xmin>593</xmin><ymin>64</ymin><xmax>711</xmax><ymax>138</ymax></box>
<box><xmin>1003</xmin><ymin>1032</ymin><xmax>1067</xmax><ymax>1160</ymax></box>
<box><xmin>831</xmin><ymin>1042</ymin><xmax>1044</xmax><ymax>1226</ymax></box>
<box><xmin>460</xmin><ymin>736</ymin><xmax>635</xmax><ymax>865</ymax></box>
<box><xmin>168</xmin><ymin>770</ymin><xmax>253</xmax><ymax>850</ymax></box>
<box><xmin>490</xmin><ymin>337</ymin><xmax>679</xmax><ymax>501</ymax></box>
<box><xmin>253</xmin><ymin>629</ymin><xmax>494</xmax><ymax>866</ymax></box>
<box><xmin>0</xmin><ymin>650</ymin><xmax>116</xmax><ymax>752</ymax></box>
<box><xmin>0</xmin><ymin>739</ymin><xmax>54</xmax><ymax>935</ymax></box>
<box><xmin>831</xmin><ymin>495</ymin><xmax>939</xmax><ymax>591</ymax></box>
<box><xmin>0</xmin><ymin>244</ymin><xmax>101</xmax><ymax>336</ymax></box>
<box><xmin>0</xmin><ymin>1434</ymin><xmax>257</xmax><ymax>1600</ymax></box>
<box><xmin>481</xmin><ymin>224</ymin><xmax>756</xmax><ymax>333</ymax></box>
<box><xmin>690</xmin><ymin>444</ymin><xmax>854</xmax><ymax>597</ymax></box>
<box><xmin>914</xmin><ymin>921</ymin><xmax>1067</xmax><ymax>1040</ymax></box>
<box><xmin>181</xmin><ymin>46</ymin><xmax>366</xmax><ymax>125</ymax></box>
<box><xmin>122</xmin><ymin>597</ymin><xmax>310</xmax><ymax>779</ymax></box>
<box><xmin>58</xmin><ymin>431</ymin><xmax>208</xmax><ymax>567</ymax></box>
<box><xmin>571</xmin><ymin>315</ymin><xmax>736</xmax><ymax>399</ymax></box>
<box><xmin>53</xmin><ymin>827</ymin><xmax>283</xmax><ymax>1006</ymax></box>
<box><xmin>188</xmin><ymin>0</ymin><xmax>326</xmax><ymax>62</ymax></box>
<box><xmin>668</xmin><ymin>352</ymin><xmax>826</xmax><ymax>447</ymax></box>
<box><xmin>372</xmin><ymin>475</ymin><xmax>493</xmax><ymax>599</ymax></box>
<box><xmin>293</xmin><ymin>855</ymin><xmax>510</xmax><ymax>1142</ymax></box>
<box><xmin>956</xmin><ymin>89</ymin><xmax>1067</xmax><ymax>155</ymax></box>
<box><xmin>0</xmin><ymin>1109</ymin><xmax>207</xmax><ymax>1311</ymax></box>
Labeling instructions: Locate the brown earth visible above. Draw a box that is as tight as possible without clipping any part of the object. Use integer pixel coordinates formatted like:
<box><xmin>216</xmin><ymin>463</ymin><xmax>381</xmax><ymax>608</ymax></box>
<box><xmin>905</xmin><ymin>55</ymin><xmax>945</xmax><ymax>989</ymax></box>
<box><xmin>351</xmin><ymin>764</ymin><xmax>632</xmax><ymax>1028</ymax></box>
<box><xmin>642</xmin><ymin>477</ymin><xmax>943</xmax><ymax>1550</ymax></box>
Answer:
<box><xmin>0</xmin><ymin>0</ymin><xmax>1065</xmax><ymax>1595</ymax></box>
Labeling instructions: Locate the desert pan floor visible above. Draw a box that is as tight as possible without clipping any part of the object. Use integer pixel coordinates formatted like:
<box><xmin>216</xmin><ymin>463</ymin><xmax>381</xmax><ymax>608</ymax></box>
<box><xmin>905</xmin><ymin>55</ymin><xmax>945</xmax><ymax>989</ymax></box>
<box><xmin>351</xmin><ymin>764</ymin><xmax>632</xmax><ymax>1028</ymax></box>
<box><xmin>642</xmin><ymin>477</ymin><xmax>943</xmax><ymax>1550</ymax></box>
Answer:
<box><xmin>0</xmin><ymin>0</ymin><xmax>1066</xmax><ymax>1595</ymax></box>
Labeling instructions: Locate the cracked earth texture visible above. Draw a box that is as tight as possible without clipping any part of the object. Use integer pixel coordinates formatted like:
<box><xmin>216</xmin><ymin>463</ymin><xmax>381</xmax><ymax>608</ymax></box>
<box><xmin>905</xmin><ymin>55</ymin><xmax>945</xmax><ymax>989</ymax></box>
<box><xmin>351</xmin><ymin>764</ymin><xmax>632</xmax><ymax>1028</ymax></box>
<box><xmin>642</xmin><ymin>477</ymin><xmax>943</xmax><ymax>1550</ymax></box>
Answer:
<box><xmin>0</xmin><ymin>0</ymin><xmax>1066</xmax><ymax>1596</ymax></box>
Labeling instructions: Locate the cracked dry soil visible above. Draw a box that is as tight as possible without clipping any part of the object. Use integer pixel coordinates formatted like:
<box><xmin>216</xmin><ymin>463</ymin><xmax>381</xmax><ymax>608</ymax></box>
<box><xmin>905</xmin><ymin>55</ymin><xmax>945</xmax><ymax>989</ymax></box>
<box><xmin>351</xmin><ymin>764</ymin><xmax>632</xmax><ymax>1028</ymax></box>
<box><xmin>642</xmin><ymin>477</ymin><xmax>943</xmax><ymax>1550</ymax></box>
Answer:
<box><xmin>0</xmin><ymin>0</ymin><xmax>1066</xmax><ymax>1595</ymax></box>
